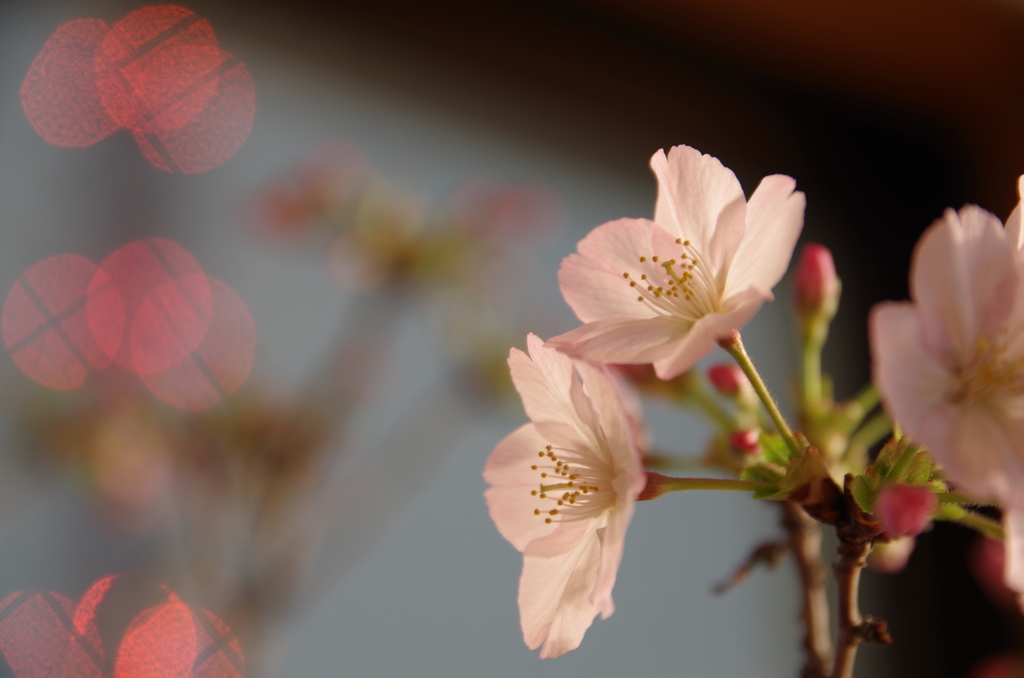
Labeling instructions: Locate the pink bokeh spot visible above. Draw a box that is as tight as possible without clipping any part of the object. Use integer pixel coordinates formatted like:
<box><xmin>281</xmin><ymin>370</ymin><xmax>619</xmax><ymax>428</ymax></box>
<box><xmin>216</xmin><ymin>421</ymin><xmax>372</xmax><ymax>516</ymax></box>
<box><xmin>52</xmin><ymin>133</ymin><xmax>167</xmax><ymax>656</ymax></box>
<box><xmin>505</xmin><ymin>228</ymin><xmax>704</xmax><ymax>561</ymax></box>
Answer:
<box><xmin>3</xmin><ymin>254</ymin><xmax>114</xmax><ymax>390</ymax></box>
<box><xmin>140</xmin><ymin>276</ymin><xmax>255</xmax><ymax>410</ymax></box>
<box><xmin>20</xmin><ymin>19</ymin><xmax>118</xmax><ymax>147</ymax></box>
<box><xmin>87</xmin><ymin>238</ymin><xmax>212</xmax><ymax>374</ymax></box>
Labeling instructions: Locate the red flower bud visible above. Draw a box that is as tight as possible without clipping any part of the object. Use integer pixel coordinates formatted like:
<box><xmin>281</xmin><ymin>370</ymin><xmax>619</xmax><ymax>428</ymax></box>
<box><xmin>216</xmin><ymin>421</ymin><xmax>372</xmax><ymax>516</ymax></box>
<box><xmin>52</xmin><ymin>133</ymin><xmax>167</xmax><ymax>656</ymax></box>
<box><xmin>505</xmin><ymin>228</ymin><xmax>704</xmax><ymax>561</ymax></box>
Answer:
<box><xmin>729</xmin><ymin>429</ymin><xmax>760</xmax><ymax>454</ymax></box>
<box><xmin>794</xmin><ymin>243</ymin><xmax>838</xmax><ymax>312</ymax></box>
<box><xmin>708</xmin><ymin>363</ymin><xmax>747</xmax><ymax>396</ymax></box>
<box><xmin>875</xmin><ymin>484</ymin><xmax>937</xmax><ymax>537</ymax></box>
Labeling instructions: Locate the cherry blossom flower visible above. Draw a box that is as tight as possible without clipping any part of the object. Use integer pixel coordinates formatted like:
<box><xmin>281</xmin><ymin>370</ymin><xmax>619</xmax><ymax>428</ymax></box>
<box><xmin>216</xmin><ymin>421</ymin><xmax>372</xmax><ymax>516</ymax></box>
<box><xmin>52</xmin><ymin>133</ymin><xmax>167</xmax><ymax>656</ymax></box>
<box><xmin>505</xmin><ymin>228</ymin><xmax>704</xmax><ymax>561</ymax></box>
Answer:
<box><xmin>869</xmin><ymin>205</ymin><xmax>1024</xmax><ymax>591</ymax></box>
<box><xmin>484</xmin><ymin>333</ymin><xmax>645</xmax><ymax>658</ymax></box>
<box><xmin>547</xmin><ymin>145</ymin><xmax>805</xmax><ymax>378</ymax></box>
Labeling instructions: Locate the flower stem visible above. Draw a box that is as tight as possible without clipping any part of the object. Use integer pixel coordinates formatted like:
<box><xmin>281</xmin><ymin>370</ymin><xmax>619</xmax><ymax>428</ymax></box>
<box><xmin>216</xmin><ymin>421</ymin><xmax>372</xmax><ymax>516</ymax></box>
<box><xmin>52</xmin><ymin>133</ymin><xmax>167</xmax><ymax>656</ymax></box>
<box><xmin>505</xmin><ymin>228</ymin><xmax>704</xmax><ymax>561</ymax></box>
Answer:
<box><xmin>679</xmin><ymin>373</ymin><xmax>735</xmax><ymax>433</ymax></box>
<box><xmin>720</xmin><ymin>331</ymin><xmax>801</xmax><ymax>455</ymax></box>
<box><xmin>801</xmin><ymin>333</ymin><xmax>824</xmax><ymax>408</ymax></box>
<box><xmin>939</xmin><ymin>509</ymin><xmax>1005</xmax><ymax>540</ymax></box>
<box><xmin>841</xmin><ymin>411</ymin><xmax>892</xmax><ymax>464</ymax></box>
<box><xmin>847</xmin><ymin>384</ymin><xmax>880</xmax><ymax>427</ymax></box>
<box><xmin>935</xmin><ymin>492</ymin><xmax>995</xmax><ymax>506</ymax></box>
<box><xmin>638</xmin><ymin>472</ymin><xmax>776</xmax><ymax>500</ymax></box>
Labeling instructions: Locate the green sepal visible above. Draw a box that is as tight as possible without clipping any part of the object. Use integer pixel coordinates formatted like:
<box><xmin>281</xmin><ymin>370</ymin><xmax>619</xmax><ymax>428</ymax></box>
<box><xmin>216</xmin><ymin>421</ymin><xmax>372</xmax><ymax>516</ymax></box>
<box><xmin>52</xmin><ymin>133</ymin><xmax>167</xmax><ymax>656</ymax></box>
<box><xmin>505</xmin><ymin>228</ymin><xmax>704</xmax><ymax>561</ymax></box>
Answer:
<box><xmin>850</xmin><ymin>475</ymin><xmax>876</xmax><ymax>514</ymax></box>
<box><xmin>870</xmin><ymin>438</ymin><xmax>903</xmax><ymax>482</ymax></box>
<box><xmin>902</xmin><ymin>453</ymin><xmax>932</xmax><ymax>485</ymax></box>
<box><xmin>754</xmin><ymin>446</ymin><xmax>831</xmax><ymax>501</ymax></box>
<box><xmin>741</xmin><ymin>465</ymin><xmax>785</xmax><ymax>498</ymax></box>
<box><xmin>759</xmin><ymin>432</ymin><xmax>793</xmax><ymax>466</ymax></box>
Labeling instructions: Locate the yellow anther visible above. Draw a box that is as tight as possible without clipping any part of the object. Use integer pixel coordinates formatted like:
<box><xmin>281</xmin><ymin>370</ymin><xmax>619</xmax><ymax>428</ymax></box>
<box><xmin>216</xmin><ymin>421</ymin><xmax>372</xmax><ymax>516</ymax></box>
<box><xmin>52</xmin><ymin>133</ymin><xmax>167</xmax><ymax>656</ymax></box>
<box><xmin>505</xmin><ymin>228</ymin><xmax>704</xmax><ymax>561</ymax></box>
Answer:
<box><xmin>652</xmin><ymin>256</ymin><xmax>659</xmax><ymax>262</ymax></box>
<box><xmin>545</xmin><ymin>518</ymin><xmax>552</xmax><ymax>523</ymax></box>
<box><xmin>639</xmin><ymin>256</ymin><xmax>647</xmax><ymax>262</ymax></box>
<box><xmin>531</xmin><ymin>465</ymin><xmax>538</xmax><ymax>470</ymax></box>
<box><xmin>534</xmin><ymin>509</ymin><xmax>540</xmax><ymax>515</ymax></box>
<box><xmin>531</xmin><ymin>490</ymin><xmax>538</xmax><ymax>496</ymax></box>
<box><xmin>549</xmin><ymin>509</ymin><xmax>559</xmax><ymax>516</ymax></box>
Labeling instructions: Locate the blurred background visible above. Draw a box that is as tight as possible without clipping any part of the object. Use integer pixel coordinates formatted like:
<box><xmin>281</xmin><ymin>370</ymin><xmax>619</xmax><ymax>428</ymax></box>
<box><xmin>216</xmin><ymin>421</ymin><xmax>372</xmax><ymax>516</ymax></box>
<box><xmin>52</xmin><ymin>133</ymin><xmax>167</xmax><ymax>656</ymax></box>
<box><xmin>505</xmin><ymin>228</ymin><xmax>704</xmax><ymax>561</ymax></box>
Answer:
<box><xmin>0</xmin><ymin>0</ymin><xmax>1022</xmax><ymax>676</ymax></box>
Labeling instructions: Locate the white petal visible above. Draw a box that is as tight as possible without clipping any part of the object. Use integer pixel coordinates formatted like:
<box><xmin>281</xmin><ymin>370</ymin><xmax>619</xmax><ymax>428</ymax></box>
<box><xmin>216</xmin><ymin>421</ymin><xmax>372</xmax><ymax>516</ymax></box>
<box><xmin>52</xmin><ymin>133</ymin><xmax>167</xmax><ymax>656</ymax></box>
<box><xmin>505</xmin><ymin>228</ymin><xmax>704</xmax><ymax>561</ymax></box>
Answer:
<box><xmin>724</xmin><ymin>175</ymin><xmax>805</xmax><ymax>296</ymax></box>
<box><xmin>484</xmin><ymin>424</ymin><xmax>561</xmax><ymax>552</ymax></box>
<box><xmin>1005</xmin><ymin>175</ymin><xmax>1024</xmax><ymax>251</ymax></box>
<box><xmin>911</xmin><ymin>208</ymin><xmax>1016</xmax><ymax>362</ymax></box>
<box><xmin>949</xmin><ymin>405</ymin><xmax>1015</xmax><ymax>501</ymax></box>
<box><xmin>869</xmin><ymin>302</ymin><xmax>955</xmax><ymax>457</ymax></box>
<box><xmin>519</xmin><ymin>525</ymin><xmax>602</xmax><ymax>658</ymax></box>
<box><xmin>652</xmin><ymin>287</ymin><xmax>767</xmax><ymax>379</ymax></box>
<box><xmin>590</xmin><ymin>479</ymin><xmax>640</xmax><ymax>618</ymax></box>
<box><xmin>546</xmin><ymin>317</ymin><xmax>684</xmax><ymax>366</ymax></box>
<box><xmin>559</xmin><ymin>218</ymin><xmax>663</xmax><ymax>322</ymax></box>
<box><xmin>1004</xmin><ymin>508</ymin><xmax>1024</xmax><ymax>593</ymax></box>
<box><xmin>508</xmin><ymin>335</ymin><xmax>584</xmax><ymax>432</ymax></box>
<box><xmin>651</xmin><ymin>146</ymin><xmax>744</xmax><ymax>254</ymax></box>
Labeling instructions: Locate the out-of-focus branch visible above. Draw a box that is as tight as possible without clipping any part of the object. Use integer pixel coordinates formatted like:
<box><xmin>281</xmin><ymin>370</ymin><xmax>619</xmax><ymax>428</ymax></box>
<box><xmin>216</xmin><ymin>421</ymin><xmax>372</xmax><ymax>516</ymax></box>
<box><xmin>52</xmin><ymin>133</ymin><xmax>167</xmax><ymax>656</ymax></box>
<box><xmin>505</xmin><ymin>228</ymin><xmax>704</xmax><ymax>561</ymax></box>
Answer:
<box><xmin>782</xmin><ymin>501</ymin><xmax>833</xmax><ymax>678</ymax></box>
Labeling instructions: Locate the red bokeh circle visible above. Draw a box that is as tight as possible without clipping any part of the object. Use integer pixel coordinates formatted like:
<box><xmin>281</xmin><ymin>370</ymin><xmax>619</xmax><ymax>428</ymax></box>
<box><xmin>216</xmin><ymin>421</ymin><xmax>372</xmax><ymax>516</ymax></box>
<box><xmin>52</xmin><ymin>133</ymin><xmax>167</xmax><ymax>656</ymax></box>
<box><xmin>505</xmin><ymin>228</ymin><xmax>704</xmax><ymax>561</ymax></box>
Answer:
<box><xmin>20</xmin><ymin>19</ymin><xmax>119</xmax><ymax>148</ymax></box>
<box><xmin>87</xmin><ymin>238</ymin><xmax>212</xmax><ymax>374</ymax></box>
<box><xmin>3</xmin><ymin>254</ymin><xmax>114</xmax><ymax>390</ymax></box>
<box><xmin>93</xmin><ymin>5</ymin><xmax>222</xmax><ymax>135</ymax></box>
<box><xmin>140</xmin><ymin>276</ymin><xmax>255</xmax><ymax>410</ymax></box>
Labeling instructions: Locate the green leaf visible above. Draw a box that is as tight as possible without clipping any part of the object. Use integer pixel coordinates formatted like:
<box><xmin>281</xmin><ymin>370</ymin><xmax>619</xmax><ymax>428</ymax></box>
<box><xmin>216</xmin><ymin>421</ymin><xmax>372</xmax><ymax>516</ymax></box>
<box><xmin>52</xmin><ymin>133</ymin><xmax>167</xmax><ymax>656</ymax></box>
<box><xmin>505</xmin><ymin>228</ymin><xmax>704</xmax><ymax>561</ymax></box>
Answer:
<box><xmin>759</xmin><ymin>433</ymin><xmax>792</xmax><ymax>466</ymax></box>
<box><xmin>850</xmin><ymin>475</ymin><xmax>876</xmax><ymax>514</ymax></box>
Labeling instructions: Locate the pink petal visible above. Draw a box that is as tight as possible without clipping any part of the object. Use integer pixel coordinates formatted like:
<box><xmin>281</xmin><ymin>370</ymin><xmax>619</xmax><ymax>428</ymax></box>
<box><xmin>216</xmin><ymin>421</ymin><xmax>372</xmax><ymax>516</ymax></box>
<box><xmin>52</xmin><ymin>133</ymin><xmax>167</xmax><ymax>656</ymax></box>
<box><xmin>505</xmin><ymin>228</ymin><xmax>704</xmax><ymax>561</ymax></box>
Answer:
<box><xmin>725</xmin><ymin>175</ymin><xmax>805</xmax><ymax>296</ymax></box>
<box><xmin>546</xmin><ymin>317</ymin><xmax>683</xmax><ymax>366</ymax></box>
<box><xmin>559</xmin><ymin>218</ymin><xmax>663</xmax><ymax>322</ymax></box>
<box><xmin>484</xmin><ymin>424</ymin><xmax>561</xmax><ymax>552</ymax></box>
<box><xmin>1005</xmin><ymin>175</ymin><xmax>1024</xmax><ymax>251</ymax></box>
<box><xmin>652</xmin><ymin>287</ymin><xmax>767</xmax><ymax>379</ymax></box>
<box><xmin>911</xmin><ymin>208</ymin><xmax>1016</xmax><ymax>362</ymax></box>
<box><xmin>589</xmin><ymin>487</ymin><xmax>637</xmax><ymax>618</ymax></box>
<box><xmin>518</xmin><ymin>525</ymin><xmax>602</xmax><ymax>658</ymax></box>
<box><xmin>651</xmin><ymin>146</ymin><xmax>744</xmax><ymax>255</ymax></box>
<box><xmin>949</xmin><ymin>405</ymin><xmax>1018</xmax><ymax>502</ymax></box>
<box><xmin>870</xmin><ymin>302</ymin><xmax>956</xmax><ymax>460</ymax></box>
<box><xmin>509</xmin><ymin>335</ymin><xmax>582</xmax><ymax>431</ymax></box>
<box><xmin>1004</xmin><ymin>508</ymin><xmax>1024</xmax><ymax>593</ymax></box>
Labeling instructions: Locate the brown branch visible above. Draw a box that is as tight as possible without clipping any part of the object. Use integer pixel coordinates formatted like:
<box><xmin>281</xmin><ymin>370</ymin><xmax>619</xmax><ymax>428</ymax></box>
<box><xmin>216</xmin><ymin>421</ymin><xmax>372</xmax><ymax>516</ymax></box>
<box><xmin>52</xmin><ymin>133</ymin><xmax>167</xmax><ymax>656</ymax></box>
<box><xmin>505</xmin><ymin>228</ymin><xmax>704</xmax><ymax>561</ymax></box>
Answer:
<box><xmin>782</xmin><ymin>500</ymin><xmax>834</xmax><ymax>678</ymax></box>
<box><xmin>713</xmin><ymin>540</ymin><xmax>789</xmax><ymax>595</ymax></box>
<box><xmin>831</xmin><ymin>540</ymin><xmax>892</xmax><ymax>678</ymax></box>
<box><xmin>820</xmin><ymin>475</ymin><xmax>893</xmax><ymax>678</ymax></box>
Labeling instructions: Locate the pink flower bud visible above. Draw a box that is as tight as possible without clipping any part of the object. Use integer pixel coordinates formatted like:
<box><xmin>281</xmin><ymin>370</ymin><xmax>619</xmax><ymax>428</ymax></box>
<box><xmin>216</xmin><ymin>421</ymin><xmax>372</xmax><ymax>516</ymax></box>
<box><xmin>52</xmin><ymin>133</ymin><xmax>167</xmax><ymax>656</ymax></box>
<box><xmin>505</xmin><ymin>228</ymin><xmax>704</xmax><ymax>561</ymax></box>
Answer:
<box><xmin>729</xmin><ymin>429</ymin><xmax>760</xmax><ymax>454</ymax></box>
<box><xmin>794</xmin><ymin>243</ymin><xmax>838</xmax><ymax>312</ymax></box>
<box><xmin>708</xmin><ymin>364</ymin><xmax>747</xmax><ymax>396</ymax></box>
<box><xmin>867</xmin><ymin>537</ymin><xmax>915</xmax><ymax>573</ymax></box>
<box><xmin>874</xmin><ymin>484</ymin><xmax>937</xmax><ymax>537</ymax></box>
